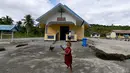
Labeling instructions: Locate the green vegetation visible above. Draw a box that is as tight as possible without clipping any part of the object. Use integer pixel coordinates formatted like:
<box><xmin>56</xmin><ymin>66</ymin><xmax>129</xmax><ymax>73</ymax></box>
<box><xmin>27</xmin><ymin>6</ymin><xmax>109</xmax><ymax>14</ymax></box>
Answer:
<box><xmin>22</xmin><ymin>15</ymin><xmax>34</xmax><ymax>36</ymax></box>
<box><xmin>14</xmin><ymin>27</ymin><xmax>44</xmax><ymax>38</ymax></box>
<box><xmin>0</xmin><ymin>16</ymin><xmax>13</xmax><ymax>24</ymax></box>
<box><xmin>0</xmin><ymin>15</ymin><xmax>44</xmax><ymax>38</ymax></box>
<box><xmin>85</xmin><ymin>24</ymin><xmax>130</xmax><ymax>37</ymax></box>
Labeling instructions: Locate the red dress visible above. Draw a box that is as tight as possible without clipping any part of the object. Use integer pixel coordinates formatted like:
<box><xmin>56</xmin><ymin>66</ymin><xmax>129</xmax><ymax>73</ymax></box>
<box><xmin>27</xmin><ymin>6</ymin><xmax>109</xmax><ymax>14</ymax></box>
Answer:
<box><xmin>64</xmin><ymin>47</ymin><xmax>72</xmax><ymax>67</ymax></box>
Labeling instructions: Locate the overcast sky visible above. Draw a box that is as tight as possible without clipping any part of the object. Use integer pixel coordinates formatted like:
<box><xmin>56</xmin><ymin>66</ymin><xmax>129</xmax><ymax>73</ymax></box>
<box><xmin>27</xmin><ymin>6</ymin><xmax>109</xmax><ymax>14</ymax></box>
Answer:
<box><xmin>0</xmin><ymin>0</ymin><xmax>130</xmax><ymax>25</ymax></box>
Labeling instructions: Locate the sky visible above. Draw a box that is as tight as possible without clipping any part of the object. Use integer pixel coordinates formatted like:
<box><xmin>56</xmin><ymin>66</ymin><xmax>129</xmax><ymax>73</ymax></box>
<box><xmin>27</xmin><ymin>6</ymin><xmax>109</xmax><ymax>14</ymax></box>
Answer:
<box><xmin>0</xmin><ymin>0</ymin><xmax>130</xmax><ymax>25</ymax></box>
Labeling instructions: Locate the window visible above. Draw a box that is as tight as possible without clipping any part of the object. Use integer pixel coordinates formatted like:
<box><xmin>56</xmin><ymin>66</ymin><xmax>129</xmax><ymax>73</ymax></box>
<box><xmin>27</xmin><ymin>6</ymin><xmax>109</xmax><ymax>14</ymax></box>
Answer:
<box><xmin>48</xmin><ymin>35</ymin><xmax>54</xmax><ymax>39</ymax></box>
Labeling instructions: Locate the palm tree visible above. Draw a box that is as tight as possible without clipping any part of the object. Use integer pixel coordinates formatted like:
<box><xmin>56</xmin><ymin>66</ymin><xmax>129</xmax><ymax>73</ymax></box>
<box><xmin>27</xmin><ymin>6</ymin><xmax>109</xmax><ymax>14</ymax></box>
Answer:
<box><xmin>17</xmin><ymin>21</ymin><xmax>22</xmax><ymax>26</ymax></box>
<box><xmin>0</xmin><ymin>18</ymin><xmax>3</xmax><ymax>24</ymax></box>
<box><xmin>22</xmin><ymin>14</ymin><xmax>34</xmax><ymax>36</ymax></box>
<box><xmin>16</xmin><ymin>21</ymin><xmax>22</xmax><ymax>31</ymax></box>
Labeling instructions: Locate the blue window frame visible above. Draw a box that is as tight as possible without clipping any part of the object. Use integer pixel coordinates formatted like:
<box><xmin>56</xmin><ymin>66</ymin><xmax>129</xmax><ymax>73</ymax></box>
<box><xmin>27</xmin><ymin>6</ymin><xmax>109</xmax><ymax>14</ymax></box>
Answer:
<box><xmin>48</xmin><ymin>35</ymin><xmax>54</xmax><ymax>39</ymax></box>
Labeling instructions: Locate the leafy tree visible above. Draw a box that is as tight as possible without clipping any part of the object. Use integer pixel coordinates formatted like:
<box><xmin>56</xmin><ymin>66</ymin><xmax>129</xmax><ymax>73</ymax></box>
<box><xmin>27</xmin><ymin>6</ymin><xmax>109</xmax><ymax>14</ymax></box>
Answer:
<box><xmin>1</xmin><ymin>16</ymin><xmax>13</xmax><ymax>24</ymax></box>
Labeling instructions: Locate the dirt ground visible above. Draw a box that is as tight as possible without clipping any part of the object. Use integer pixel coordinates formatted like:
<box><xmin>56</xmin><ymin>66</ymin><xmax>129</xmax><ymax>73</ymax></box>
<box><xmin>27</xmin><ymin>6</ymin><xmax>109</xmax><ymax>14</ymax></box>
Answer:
<box><xmin>0</xmin><ymin>38</ymin><xmax>130</xmax><ymax>73</ymax></box>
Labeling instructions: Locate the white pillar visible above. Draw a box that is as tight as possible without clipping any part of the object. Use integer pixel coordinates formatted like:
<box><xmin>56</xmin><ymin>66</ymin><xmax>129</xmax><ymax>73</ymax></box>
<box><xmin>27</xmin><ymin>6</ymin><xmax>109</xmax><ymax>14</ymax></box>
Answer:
<box><xmin>46</xmin><ymin>24</ymin><xmax>48</xmax><ymax>34</ymax></box>
<box><xmin>45</xmin><ymin>26</ymin><xmax>47</xmax><ymax>34</ymax></box>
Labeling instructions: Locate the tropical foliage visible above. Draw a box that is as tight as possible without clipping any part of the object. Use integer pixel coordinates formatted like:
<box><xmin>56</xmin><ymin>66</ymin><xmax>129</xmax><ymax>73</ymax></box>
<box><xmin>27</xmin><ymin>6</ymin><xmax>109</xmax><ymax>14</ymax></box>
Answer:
<box><xmin>22</xmin><ymin>14</ymin><xmax>34</xmax><ymax>36</ymax></box>
<box><xmin>0</xmin><ymin>15</ymin><xmax>44</xmax><ymax>38</ymax></box>
<box><xmin>0</xmin><ymin>16</ymin><xmax>13</xmax><ymax>24</ymax></box>
<box><xmin>85</xmin><ymin>24</ymin><xmax>130</xmax><ymax>37</ymax></box>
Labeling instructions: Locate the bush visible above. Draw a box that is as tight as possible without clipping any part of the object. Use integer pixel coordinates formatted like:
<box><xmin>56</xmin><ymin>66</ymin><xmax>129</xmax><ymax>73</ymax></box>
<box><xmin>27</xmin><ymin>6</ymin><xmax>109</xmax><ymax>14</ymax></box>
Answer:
<box><xmin>14</xmin><ymin>27</ymin><xmax>45</xmax><ymax>38</ymax></box>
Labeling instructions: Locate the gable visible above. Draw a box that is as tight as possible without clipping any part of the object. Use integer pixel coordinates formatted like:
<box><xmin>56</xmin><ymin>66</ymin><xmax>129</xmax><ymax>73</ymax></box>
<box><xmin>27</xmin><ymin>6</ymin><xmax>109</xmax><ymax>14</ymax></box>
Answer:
<box><xmin>36</xmin><ymin>3</ymin><xmax>90</xmax><ymax>27</ymax></box>
<box><xmin>46</xmin><ymin>12</ymin><xmax>76</xmax><ymax>25</ymax></box>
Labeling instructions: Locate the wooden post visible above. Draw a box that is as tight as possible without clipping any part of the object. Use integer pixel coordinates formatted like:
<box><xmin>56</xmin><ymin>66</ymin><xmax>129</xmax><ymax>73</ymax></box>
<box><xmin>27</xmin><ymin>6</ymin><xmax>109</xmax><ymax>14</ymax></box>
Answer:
<box><xmin>1</xmin><ymin>31</ymin><xmax>2</xmax><ymax>39</ymax></box>
<box><xmin>11</xmin><ymin>31</ymin><xmax>14</xmax><ymax>42</ymax></box>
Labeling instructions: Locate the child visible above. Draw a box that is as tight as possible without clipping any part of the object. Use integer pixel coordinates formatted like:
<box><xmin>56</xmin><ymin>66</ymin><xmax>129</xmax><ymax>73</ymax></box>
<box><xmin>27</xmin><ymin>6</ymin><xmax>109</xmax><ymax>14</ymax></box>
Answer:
<box><xmin>60</xmin><ymin>42</ymin><xmax>72</xmax><ymax>73</ymax></box>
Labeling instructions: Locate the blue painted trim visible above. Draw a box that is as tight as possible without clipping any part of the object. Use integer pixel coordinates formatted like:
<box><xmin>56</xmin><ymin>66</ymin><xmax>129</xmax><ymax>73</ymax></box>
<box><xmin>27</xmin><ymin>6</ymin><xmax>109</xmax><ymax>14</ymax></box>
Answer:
<box><xmin>0</xmin><ymin>24</ymin><xmax>17</xmax><ymax>31</ymax></box>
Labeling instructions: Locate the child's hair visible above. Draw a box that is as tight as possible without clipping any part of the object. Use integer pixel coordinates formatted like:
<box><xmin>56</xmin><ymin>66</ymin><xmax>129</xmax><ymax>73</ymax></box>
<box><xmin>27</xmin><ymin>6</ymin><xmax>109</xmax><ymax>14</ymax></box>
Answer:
<box><xmin>67</xmin><ymin>42</ymin><xmax>71</xmax><ymax>46</ymax></box>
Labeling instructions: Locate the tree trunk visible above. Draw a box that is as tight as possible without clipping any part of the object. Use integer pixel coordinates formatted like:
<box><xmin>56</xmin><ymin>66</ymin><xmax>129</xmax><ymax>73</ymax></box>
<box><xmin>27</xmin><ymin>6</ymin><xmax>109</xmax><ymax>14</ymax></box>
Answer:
<box><xmin>27</xmin><ymin>30</ymin><xmax>28</xmax><ymax>36</ymax></box>
<box><xmin>26</xmin><ymin>28</ymin><xmax>29</xmax><ymax>36</ymax></box>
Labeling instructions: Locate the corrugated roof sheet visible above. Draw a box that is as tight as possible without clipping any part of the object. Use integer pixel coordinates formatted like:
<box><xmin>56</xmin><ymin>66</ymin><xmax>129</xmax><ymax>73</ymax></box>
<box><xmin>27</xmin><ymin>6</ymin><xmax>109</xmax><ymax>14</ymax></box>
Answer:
<box><xmin>0</xmin><ymin>25</ymin><xmax>16</xmax><ymax>31</ymax></box>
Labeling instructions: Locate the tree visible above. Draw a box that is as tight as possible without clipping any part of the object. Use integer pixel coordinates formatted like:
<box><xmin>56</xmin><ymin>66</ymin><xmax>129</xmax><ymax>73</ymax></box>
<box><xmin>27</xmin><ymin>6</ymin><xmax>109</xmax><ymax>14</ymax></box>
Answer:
<box><xmin>22</xmin><ymin>14</ymin><xmax>34</xmax><ymax>36</ymax></box>
<box><xmin>0</xmin><ymin>18</ymin><xmax>3</xmax><ymax>24</ymax></box>
<box><xmin>1</xmin><ymin>16</ymin><xmax>13</xmax><ymax>24</ymax></box>
<box><xmin>85</xmin><ymin>24</ymin><xmax>130</xmax><ymax>37</ymax></box>
<box><xmin>17</xmin><ymin>21</ymin><xmax>22</xmax><ymax>27</ymax></box>
<box><xmin>16</xmin><ymin>21</ymin><xmax>22</xmax><ymax>31</ymax></box>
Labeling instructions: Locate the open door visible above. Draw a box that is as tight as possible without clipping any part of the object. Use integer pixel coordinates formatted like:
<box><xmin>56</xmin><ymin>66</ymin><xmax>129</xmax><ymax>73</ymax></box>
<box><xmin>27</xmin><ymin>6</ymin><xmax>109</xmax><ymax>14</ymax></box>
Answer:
<box><xmin>60</xmin><ymin>26</ymin><xmax>69</xmax><ymax>40</ymax></box>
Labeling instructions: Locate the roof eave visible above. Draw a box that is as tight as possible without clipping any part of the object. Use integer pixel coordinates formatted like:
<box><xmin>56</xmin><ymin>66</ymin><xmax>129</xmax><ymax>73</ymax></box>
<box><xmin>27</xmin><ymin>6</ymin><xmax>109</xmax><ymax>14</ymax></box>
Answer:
<box><xmin>63</xmin><ymin>5</ymin><xmax>90</xmax><ymax>27</ymax></box>
<box><xmin>36</xmin><ymin>3</ymin><xmax>90</xmax><ymax>27</ymax></box>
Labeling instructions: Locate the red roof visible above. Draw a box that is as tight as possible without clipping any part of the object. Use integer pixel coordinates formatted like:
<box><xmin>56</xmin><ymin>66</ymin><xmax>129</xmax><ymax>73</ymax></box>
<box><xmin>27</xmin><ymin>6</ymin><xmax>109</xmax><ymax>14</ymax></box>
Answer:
<box><xmin>112</xmin><ymin>30</ymin><xmax>130</xmax><ymax>34</ymax></box>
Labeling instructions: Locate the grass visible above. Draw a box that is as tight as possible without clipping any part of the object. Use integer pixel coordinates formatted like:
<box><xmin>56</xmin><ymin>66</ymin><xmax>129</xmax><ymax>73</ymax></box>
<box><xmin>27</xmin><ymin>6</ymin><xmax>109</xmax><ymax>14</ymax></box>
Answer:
<box><xmin>14</xmin><ymin>32</ymin><xmax>44</xmax><ymax>38</ymax></box>
<box><xmin>0</xmin><ymin>32</ymin><xmax>44</xmax><ymax>39</ymax></box>
<box><xmin>14</xmin><ymin>32</ymin><xmax>27</xmax><ymax>38</ymax></box>
<box><xmin>0</xmin><ymin>35</ymin><xmax>12</xmax><ymax>39</ymax></box>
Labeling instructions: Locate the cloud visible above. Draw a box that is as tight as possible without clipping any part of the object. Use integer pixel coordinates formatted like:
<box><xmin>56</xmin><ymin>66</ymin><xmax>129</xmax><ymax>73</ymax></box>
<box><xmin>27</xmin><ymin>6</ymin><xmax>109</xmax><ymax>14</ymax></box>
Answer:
<box><xmin>0</xmin><ymin>0</ymin><xmax>130</xmax><ymax>25</ymax></box>
<box><xmin>58</xmin><ymin>0</ymin><xmax>130</xmax><ymax>25</ymax></box>
<box><xmin>0</xmin><ymin>0</ymin><xmax>53</xmax><ymax>22</ymax></box>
